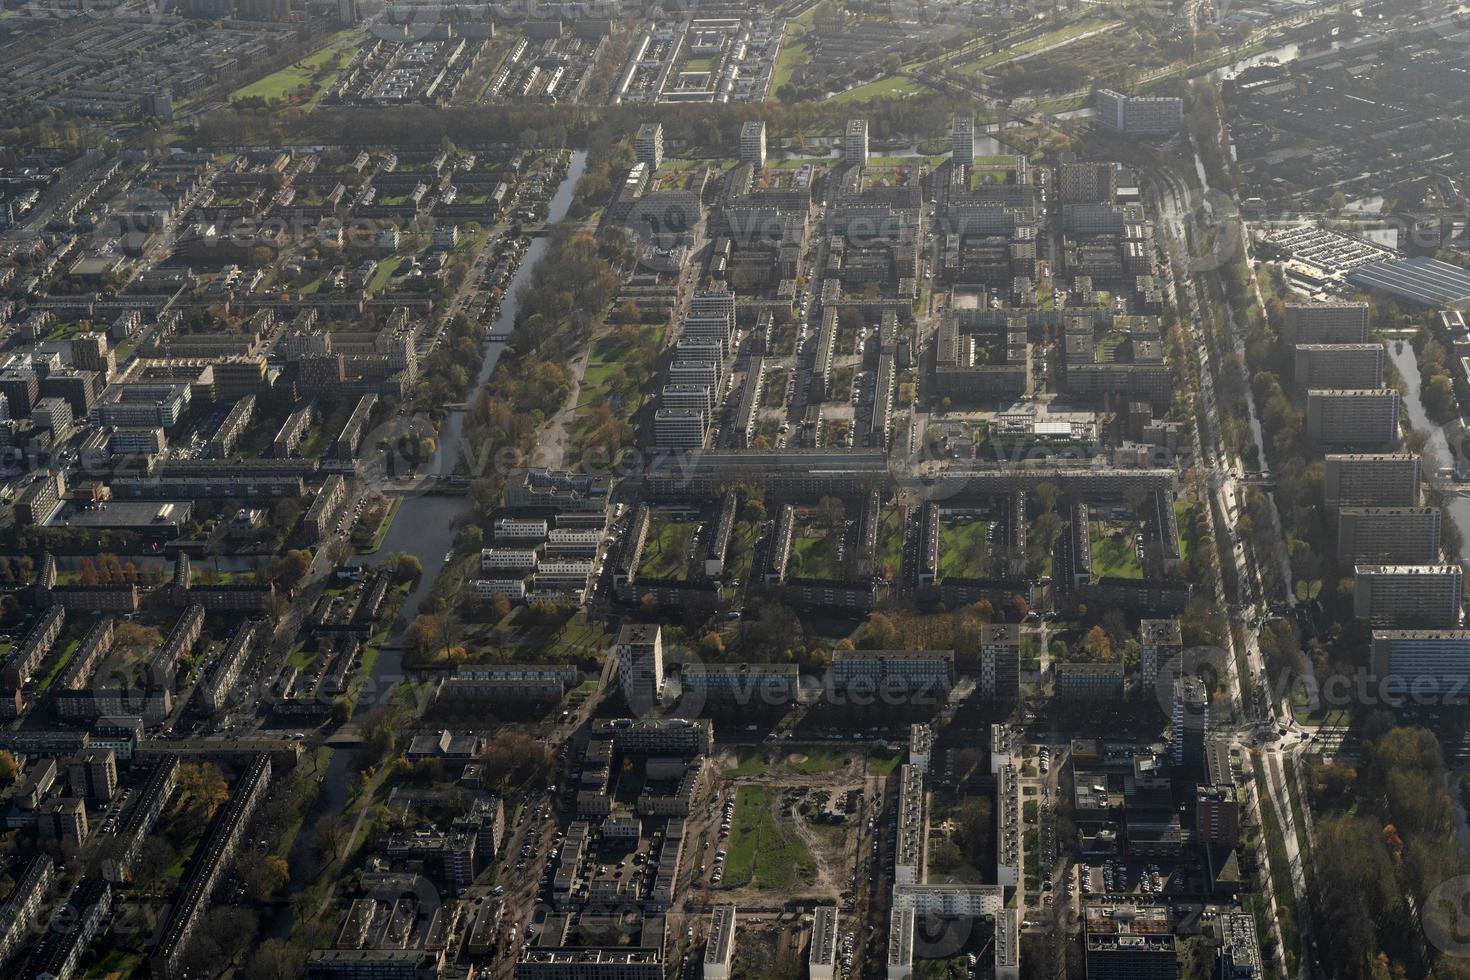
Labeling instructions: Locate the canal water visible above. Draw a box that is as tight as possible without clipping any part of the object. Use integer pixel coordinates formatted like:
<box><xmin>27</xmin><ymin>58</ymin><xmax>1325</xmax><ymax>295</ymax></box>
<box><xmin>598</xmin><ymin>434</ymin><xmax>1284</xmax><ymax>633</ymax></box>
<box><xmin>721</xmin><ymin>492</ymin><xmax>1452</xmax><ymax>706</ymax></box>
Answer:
<box><xmin>1388</xmin><ymin>340</ymin><xmax>1470</xmax><ymax>561</ymax></box>
<box><xmin>273</xmin><ymin>149</ymin><xmax>588</xmax><ymax>923</ymax></box>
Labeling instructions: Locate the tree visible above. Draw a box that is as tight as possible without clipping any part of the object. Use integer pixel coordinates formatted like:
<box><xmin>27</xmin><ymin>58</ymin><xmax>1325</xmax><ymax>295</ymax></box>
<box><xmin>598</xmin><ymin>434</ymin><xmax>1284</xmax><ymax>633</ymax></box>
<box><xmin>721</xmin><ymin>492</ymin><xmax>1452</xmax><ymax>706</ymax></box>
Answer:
<box><xmin>393</xmin><ymin>552</ymin><xmax>423</xmax><ymax>584</ymax></box>
<box><xmin>0</xmin><ymin>749</ymin><xmax>17</xmax><ymax>785</ymax></box>
<box><xmin>178</xmin><ymin>762</ymin><xmax>229</xmax><ymax>823</ymax></box>
<box><xmin>953</xmin><ymin>798</ymin><xmax>993</xmax><ymax>859</ymax></box>
<box><xmin>857</xmin><ymin>612</ymin><xmax>900</xmax><ymax>650</ymax></box>
<box><xmin>314</xmin><ymin>814</ymin><xmax>351</xmax><ymax>861</ymax></box>
<box><xmin>244</xmin><ymin>855</ymin><xmax>290</xmax><ymax>901</ymax></box>
<box><xmin>269</xmin><ymin>549</ymin><xmax>312</xmax><ymax>589</ymax></box>
<box><xmin>132</xmin><ymin>836</ymin><xmax>177</xmax><ymax>893</ymax></box>
<box><xmin>480</xmin><ymin>731</ymin><xmax>553</xmax><ymax>790</ymax></box>
<box><xmin>816</xmin><ymin>496</ymin><xmax>846</xmax><ymax>530</ymax></box>
<box><xmin>455</xmin><ymin>525</ymin><xmax>483</xmax><ymax>555</ymax></box>
<box><xmin>242</xmin><ymin>939</ymin><xmax>306</xmax><ymax>980</ymax></box>
<box><xmin>1081</xmin><ymin>625</ymin><xmax>1113</xmax><ymax>663</ymax></box>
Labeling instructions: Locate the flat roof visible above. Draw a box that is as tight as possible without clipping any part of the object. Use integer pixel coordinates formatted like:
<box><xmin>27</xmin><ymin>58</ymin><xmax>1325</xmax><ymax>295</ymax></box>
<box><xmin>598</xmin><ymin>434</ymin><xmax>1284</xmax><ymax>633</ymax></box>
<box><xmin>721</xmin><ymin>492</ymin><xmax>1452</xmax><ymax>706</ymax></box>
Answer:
<box><xmin>1347</xmin><ymin>256</ymin><xmax>1470</xmax><ymax>306</ymax></box>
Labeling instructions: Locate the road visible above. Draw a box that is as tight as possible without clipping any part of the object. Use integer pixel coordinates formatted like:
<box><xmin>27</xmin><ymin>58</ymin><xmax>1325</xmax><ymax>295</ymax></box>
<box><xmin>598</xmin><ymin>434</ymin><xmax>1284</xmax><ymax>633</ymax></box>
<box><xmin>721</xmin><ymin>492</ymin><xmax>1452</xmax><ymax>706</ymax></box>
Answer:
<box><xmin>1144</xmin><ymin>146</ymin><xmax>1318</xmax><ymax>978</ymax></box>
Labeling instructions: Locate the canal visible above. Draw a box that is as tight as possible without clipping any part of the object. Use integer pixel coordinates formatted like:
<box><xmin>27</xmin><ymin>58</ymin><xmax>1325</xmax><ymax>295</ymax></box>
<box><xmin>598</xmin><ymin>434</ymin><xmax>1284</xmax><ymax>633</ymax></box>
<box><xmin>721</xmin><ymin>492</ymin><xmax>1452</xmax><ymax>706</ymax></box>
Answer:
<box><xmin>1388</xmin><ymin>339</ymin><xmax>1470</xmax><ymax>561</ymax></box>
<box><xmin>274</xmin><ymin>149</ymin><xmax>588</xmax><ymax>923</ymax></box>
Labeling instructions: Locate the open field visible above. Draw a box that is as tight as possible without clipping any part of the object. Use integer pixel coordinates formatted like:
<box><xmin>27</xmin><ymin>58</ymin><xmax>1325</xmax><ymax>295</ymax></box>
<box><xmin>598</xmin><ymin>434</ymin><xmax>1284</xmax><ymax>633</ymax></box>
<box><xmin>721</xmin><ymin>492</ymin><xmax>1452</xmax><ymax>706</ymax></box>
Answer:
<box><xmin>952</xmin><ymin>18</ymin><xmax>1121</xmax><ymax>75</ymax></box>
<box><xmin>230</xmin><ymin>32</ymin><xmax>357</xmax><ymax>106</ymax></box>
<box><xmin>1090</xmin><ymin>520</ymin><xmax>1144</xmax><ymax>579</ymax></box>
<box><xmin>724</xmin><ymin>746</ymin><xmax>861</xmax><ymax>777</ymax></box>
<box><xmin>642</xmin><ymin>518</ymin><xmax>698</xmax><ymax>581</ymax></box>
<box><xmin>827</xmin><ymin>74</ymin><xmax>926</xmax><ymax>103</ymax></box>
<box><xmin>939</xmin><ymin>519</ymin><xmax>990</xmax><ymax>579</ymax></box>
<box><xmin>770</xmin><ymin>6</ymin><xmax>818</xmax><ymax>93</ymax></box>
<box><xmin>789</xmin><ymin>523</ymin><xmax>844</xmax><ymax>580</ymax></box>
<box><xmin>723</xmin><ymin>785</ymin><xmax>817</xmax><ymax>890</ymax></box>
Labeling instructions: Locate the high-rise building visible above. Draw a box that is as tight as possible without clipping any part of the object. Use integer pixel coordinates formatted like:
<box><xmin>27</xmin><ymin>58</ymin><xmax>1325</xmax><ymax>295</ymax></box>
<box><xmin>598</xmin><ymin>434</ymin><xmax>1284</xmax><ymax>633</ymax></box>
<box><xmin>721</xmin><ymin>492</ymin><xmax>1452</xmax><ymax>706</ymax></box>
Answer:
<box><xmin>1354</xmin><ymin>564</ymin><xmax>1463</xmax><ymax>627</ymax></box>
<box><xmin>810</xmin><ymin>907</ymin><xmax>839</xmax><ymax>980</ymax></box>
<box><xmin>704</xmin><ymin>905</ymin><xmax>737</xmax><ymax>980</ymax></box>
<box><xmin>980</xmin><ymin>622</ymin><xmax>1020</xmax><ymax>701</ymax></box>
<box><xmin>1057</xmin><ymin>162</ymin><xmax>1117</xmax><ymax>203</ymax></box>
<box><xmin>1195</xmin><ymin>784</ymin><xmax>1241</xmax><ymax>847</ymax></box>
<box><xmin>1084</xmin><ymin>901</ymin><xmax>1177</xmax><ymax>980</ymax></box>
<box><xmin>1337</xmin><ymin>507</ymin><xmax>1442</xmax><ymax>564</ymax></box>
<box><xmin>635</xmin><ymin>123</ymin><xmax>664</xmax><ymax>171</ymax></box>
<box><xmin>1171</xmin><ymin>677</ymin><xmax>1208</xmax><ymax>768</ymax></box>
<box><xmin>1371</xmin><ymin>630</ymin><xmax>1470</xmax><ymax>698</ymax></box>
<box><xmin>1305</xmin><ymin>389</ymin><xmax>1401</xmax><ymax>449</ymax></box>
<box><xmin>653</xmin><ymin>408</ymin><xmax>706</xmax><ymax>449</ymax></box>
<box><xmin>1095</xmin><ymin>89</ymin><xmax>1183</xmax><ymax>136</ymax></box>
<box><xmin>952</xmin><ymin>115</ymin><xmax>975</xmax><ymax>168</ymax></box>
<box><xmin>1324</xmin><ymin>453</ymin><xmax>1421</xmax><ymax>509</ymax></box>
<box><xmin>70</xmin><ymin>333</ymin><xmax>115</xmax><ymax>377</ymax></box>
<box><xmin>617</xmin><ymin>624</ymin><xmax>664</xmax><ymax>710</ymax></box>
<box><xmin>1293</xmin><ymin>343</ymin><xmax>1384</xmax><ymax>390</ymax></box>
<box><xmin>1283</xmin><ymin>302</ymin><xmax>1370</xmax><ymax>345</ymax></box>
<box><xmin>69</xmin><ymin>748</ymin><xmax>118</xmax><ymax>802</ymax></box>
<box><xmin>740</xmin><ymin>120</ymin><xmax>767</xmax><ymax>172</ymax></box>
<box><xmin>843</xmin><ymin>119</ymin><xmax>869</xmax><ymax>167</ymax></box>
<box><xmin>1139</xmin><ymin>618</ymin><xmax>1182</xmax><ymax>696</ymax></box>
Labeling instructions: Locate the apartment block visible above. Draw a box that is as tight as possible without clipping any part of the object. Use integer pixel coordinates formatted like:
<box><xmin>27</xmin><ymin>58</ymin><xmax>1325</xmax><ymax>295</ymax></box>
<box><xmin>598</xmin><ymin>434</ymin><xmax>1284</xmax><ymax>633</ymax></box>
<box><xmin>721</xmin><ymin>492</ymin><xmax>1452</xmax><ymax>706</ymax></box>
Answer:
<box><xmin>1324</xmin><ymin>453</ymin><xmax>1421</xmax><ymax>508</ymax></box>
<box><xmin>979</xmin><ymin>622</ymin><xmax>1020</xmax><ymax>701</ymax></box>
<box><xmin>653</xmin><ymin>408</ymin><xmax>707</xmax><ymax>449</ymax></box>
<box><xmin>1283</xmin><ymin>301</ymin><xmax>1370</xmax><ymax>344</ymax></box>
<box><xmin>1338</xmin><ymin>507</ymin><xmax>1442</xmax><ymax>564</ymax></box>
<box><xmin>616</xmin><ymin>624</ymin><xmax>664</xmax><ymax>710</ymax></box>
<box><xmin>1138</xmin><ymin>618</ymin><xmax>1182</xmax><ymax>696</ymax></box>
<box><xmin>829</xmin><ymin>650</ymin><xmax>955</xmax><ymax>700</ymax></box>
<box><xmin>1293</xmin><ymin>343</ymin><xmax>1384</xmax><ymax>390</ymax></box>
<box><xmin>634</xmin><ymin>123</ymin><xmax>664</xmax><ymax>170</ymax></box>
<box><xmin>844</xmin><ymin>118</ymin><xmax>869</xmax><ymax>167</ymax></box>
<box><xmin>1054</xmin><ymin>662</ymin><xmax>1125</xmax><ymax>701</ymax></box>
<box><xmin>1305</xmin><ymin>389</ymin><xmax>1400</xmax><ymax>449</ymax></box>
<box><xmin>740</xmin><ymin>120</ymin><xmax>766</xmax><ymax>171</ymax></box>
<box><xmin>1353</xmin><ymin>565</ymin><xmax>1463</xmax><ymax>627</ymax></box>
<box><xmin>1095</xmin><ymin>89</ymin><xmax>1183</xmax><ymax>135</ymax></box>
<box><xmin>1371</xmin><ymin>630</ymin><xmax>1470</xmax><ymax>698</ymax></box>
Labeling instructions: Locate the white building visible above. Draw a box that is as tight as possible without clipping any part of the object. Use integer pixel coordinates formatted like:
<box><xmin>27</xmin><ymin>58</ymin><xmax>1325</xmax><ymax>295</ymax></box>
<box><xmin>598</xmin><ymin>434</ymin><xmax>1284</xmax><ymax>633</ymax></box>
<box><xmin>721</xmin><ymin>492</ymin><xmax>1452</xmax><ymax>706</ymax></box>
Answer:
<box><xmin>617</xmin><ymin>624</ymin><xmax>664</xmax><ymax>710</ymax></box>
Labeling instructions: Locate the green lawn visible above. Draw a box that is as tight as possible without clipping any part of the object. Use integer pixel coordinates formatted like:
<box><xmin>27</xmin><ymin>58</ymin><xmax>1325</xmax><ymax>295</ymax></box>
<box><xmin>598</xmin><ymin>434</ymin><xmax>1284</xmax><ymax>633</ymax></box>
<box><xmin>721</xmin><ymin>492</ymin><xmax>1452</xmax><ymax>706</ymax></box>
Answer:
<box><xmin>867</xmin><ymin>751</ymin><xmax>903</xmax><ymax>776</ymax></box>
<box><xmin>574</xmin><ymin>327</ymin><xmax>659</xmax><ymax>422</ymax></box>
<box><xmin>876</xmin><ymin>510</ymin><xmax>903</xmax><ymax>579</ymax></box>
<box><xmin>939</xmin><ymin>519</ymin><xmax>990</xmax><ymax>579</ymax></box>
<box><xmin>723</xmin><ymin>785</ymin><xmax>816</xmax><ymax>890</ymax></box>
<box><xmin>366</xmin><ymin>256</ymin><xmax>404</xmax><ymax>293</ymax></box>
<box><xmin>642</xmin><ymin>518</ymin><xmax>697</xmax><ymax>581</ymax></box>
<box><xmin>953</xmin><ymin>18</ymin><xmax>1121</xmax><ymax>74</ymax></box>
<box><xmin>783</xmin><ymin>747</ymin><xmax>858</xmax><ymax>774</ymax></box>
<box><xmin>725</xmin><ymin>746</ymin><xmax>857</xmax><ymax>776</ymax></box>
<box><xmin>229</xmin><ymin>39</ymin><xmax>353</xmax><ymax>106</ymax></box>
<box><xmin>1090</xmin><ymin>520</ymin><xmax>1144</xmax><ymax>579</ymax></box>
<box><xmin>770</xmin><ymin>7</ymin><xmax>816</xmax><ymax>94</ymax></box>
<box><xmin>36</xmin><ymin>639</ymin><xmax>80</xmax><ymax>693</ymax></box>
<box><xmin>788</xmin><ymin>528</ymin><xmax>843</xmax><ymax>580</ymax></box>
<box><xmin>828</xmin><ymin>74</ymin><xmax>926</xmax><ymax>103</ymax></box>
<box><xmin>1174</xmin><ymin>500</ymin><xmax>1195</xmax><ymax>565</ymax></box>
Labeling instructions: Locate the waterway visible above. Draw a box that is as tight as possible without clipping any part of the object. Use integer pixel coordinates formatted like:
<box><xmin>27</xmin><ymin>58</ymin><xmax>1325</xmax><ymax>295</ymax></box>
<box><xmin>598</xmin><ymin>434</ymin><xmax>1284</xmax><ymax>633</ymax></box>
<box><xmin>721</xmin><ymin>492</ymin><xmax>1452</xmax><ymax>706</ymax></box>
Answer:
<box><xmin>1388</xmin><ymin>339</ymin><xmax>1470</xmax><ymax>561</ymax></box>
<box><xmin>273</xmin><ymin>149</ymin><xmax>587</xmax><ymax>927</ymax></box>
